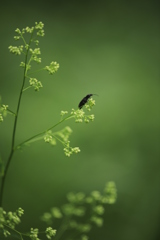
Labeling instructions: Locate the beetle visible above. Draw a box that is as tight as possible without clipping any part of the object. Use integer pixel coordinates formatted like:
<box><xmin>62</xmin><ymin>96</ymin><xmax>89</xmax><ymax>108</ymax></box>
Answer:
<box><xmin>78</xmin><ymin>94</ymin><xmax>98</xmax><ymax>109</ymax></box>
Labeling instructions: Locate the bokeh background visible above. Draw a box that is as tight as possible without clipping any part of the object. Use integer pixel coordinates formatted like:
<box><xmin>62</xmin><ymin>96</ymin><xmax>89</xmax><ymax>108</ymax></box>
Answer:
<box><xmin>0</xmin><ymin>0</ymin><xmax>160</xmax><ymax>239</ymax></box>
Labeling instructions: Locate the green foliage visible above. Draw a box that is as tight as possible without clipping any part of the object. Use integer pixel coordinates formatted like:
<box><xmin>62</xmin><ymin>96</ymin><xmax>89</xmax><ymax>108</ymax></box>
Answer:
<box><xmin>0</xmin><ymin>207</ymin><xmax>56</xmax><ymax>239</ymax></box>
<box><xmin>41</xmin><ymin>182</ymin><xmax>117</xmax><ymax>239</ymax></box>
<box><xmin>0</xmin><ymin>21</ymin><xmax>116</xmax><ymax>240</ymax></box>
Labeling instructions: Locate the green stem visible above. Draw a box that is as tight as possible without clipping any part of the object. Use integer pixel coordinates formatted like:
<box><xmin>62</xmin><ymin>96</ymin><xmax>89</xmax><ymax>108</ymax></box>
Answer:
<box><xmin>27</xmin><ymin>67</ymin><xmax>45</xmax><ymax>75</ymax></box>
<box><xmin>4</xmin><ymin>224</ymin><xmax>24</xmax><ymax>240</ymax></box>
<box><xmin>7</xmin><ymin>109</ymin><xmax>16</xmax><ymax>116</ymax></box>
<box><xmin>15</xmin><ymin>114</ymin><xmax>74</xmax><ymax>149</ymax></box>
<box><xmin>0</xmin><ymin>32</ymin><xmax>34</xmax><ymax>207</ymax></box>
<box><xmin>22</xmin><ymin>85</ymin><xmax>32</xmax><ymax>92</ymax></box>
<box><xmin>54</xmin><ymin>217</ymin><xmax>69</xmax><ymax>240</ymax></box>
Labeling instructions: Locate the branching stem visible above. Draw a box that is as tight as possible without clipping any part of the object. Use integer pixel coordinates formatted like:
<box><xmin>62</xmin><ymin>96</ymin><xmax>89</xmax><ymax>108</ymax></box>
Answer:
<box><xmin>14</xmin><ymin>114</ymin><xmax>74</xmax><ymax>149</ymax></box>
<box><xmin>0</xmin><ymin>32</ymin><xmax>34</xmax><ymax>207</ymax></box>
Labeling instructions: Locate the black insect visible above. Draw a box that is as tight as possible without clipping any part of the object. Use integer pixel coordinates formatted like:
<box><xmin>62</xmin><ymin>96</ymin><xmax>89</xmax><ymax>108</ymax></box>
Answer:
<box><xmin>78</xmin><ymin>94</ymin><xmax>98</xmax><ymax>109</ymax></box>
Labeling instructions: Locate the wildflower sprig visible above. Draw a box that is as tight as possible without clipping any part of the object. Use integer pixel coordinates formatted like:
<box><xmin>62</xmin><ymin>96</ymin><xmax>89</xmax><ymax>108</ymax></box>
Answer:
<box><xmin>45</xmin><ymin>61</ymin><xmax>60</xmax><ymax>75</ymax></box>
<box><xmin>0</xmin><ymin>21</ymin><xmax>60</xmax><ymax>207</ymax></box>
<box><xmin>41</xmin><ymin>182</ymin><xmax>117</xmax><ymax>240</ymax></box>
<box><xmin>0</xmin><ymin>98</ymin><xmax>16</xmax><ymax>123</ymax></box>
<box><xmin>43</xmin><ymin>127</ymin><xmax>80</xmax><ymax>157</ymax></box>
<box><xmin>15</xmin><ymin>100</ymin><xmax>96</xmax><ymax>156</ymax></box>
<box><xmin>8</xmin><ymin>21</ymin><xmax>59</xmax><ymax>92</ymax></box>
<box><xmin>0</xmin><ymin>104</ymin><xmax>8</xmax><ymax>122</ymax></box>
<box><xmin>71</xmin><ymin>98</ymin><xmax>95</xmax><ymax>123</ymax></box>
<box><xmin>29</xmin><ymin>78</ymin><xmax>43</xmax><ymax>91</ymax></box>
<box><xmin>0</xmin><ymin>21</ymin><xmax>117</xmax><ymax>240</ymax></box>
<box><xmin>0</xmin><ymin>207</ymin><xmax>56</xmax><ymax>239</ymax></box>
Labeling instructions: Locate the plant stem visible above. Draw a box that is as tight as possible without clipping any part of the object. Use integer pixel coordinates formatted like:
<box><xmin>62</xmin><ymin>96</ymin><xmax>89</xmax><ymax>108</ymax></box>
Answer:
<box><xmin>7</xmin><ymin>109</ymin><xmax>16</xmax><ymax>116</ymax></box>
<box><xmin>0</xmin><ymin>33</ymin><xmax>33</xmax><ymax>207</ymax></box>
<box><xmin>14</xmin><ymin>114</ymin><xmax>74</xmax><ymax>149</ymax></box>
<box><xmin>22</xmin><ymin>85</ymin><xmax>32</xmax><ymax>92</ymax></box>
<box><xmin>27</xmin><ymin>67</ymin><xmax>45</xmax><ymax>75</ymax></box>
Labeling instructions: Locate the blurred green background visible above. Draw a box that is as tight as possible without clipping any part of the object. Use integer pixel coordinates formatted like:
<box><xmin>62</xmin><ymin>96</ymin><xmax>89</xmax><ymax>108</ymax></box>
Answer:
<box><xmin>0</xmin><ymin>0</ymin><xmax>160</xmax><ymax>239</ymax></box>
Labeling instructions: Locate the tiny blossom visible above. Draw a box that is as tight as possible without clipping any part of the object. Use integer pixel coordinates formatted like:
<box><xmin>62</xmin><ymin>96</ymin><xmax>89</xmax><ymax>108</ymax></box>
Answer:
<box><xmin>35</xmin><ymin>21</ymin><xmax>44</xmax><ymax>30</ymax></box>
<box><xmin>45</xmin><ymin>61</ymin><xmax>59</xmax><ymax>74</ymax></box>
<box><xmin>44</xmin><ymin>135</ymin><xmax>53</xmax><ymax>143</ymax></box>
<box><xmin>93</xmin><ymin>205</ymin><xmax>104</xmax><ymax>215</ymax></box>
<box><xmin>50</xmin><ymin>138</ymin><xmax>56</xmax><ymax>146</ymax></box>
<box><xmin>56</xmin><ymin>126</ymin><xmax>72</xmax><ymax>142</ymax></box>
<box><xmin>51</xmin><ymin>207</ymin><xmax>63</xmax><ymax>218</ymax></box>
<box><xmin>35</xmin><ymin>22</ymin><xmax>45</xmax><ymax>37</ymax></box>
<box><xmin>71</xmin><ymin>108</ymin><xmax>85</xmax><ymax>123</ymax></box>
<box><xmin>32</xmin><ymin>56</ymin><xmax>41</xmax><ymax>63</ymax></box>
<box><xmin>72</xmin><ymin>147</ymin><xmax>81</xmax><ymax>153</ymax></box>
<box><xmin>15</xmin><ymin>28</ymin><xmax>21</xmax><ymax>34</ymax></box>
<box><xmin>41</xmin><ymin>212</ymin><xmax>52</xmax><ymax>223</ymax></box>
<box><xmin>84</xmin><ymin>114</ymin><xmax>95</xmax><ymax>123</ymax></box>
<box><xmin>0</xmin><ymin>104</ymin><xmax>9</xmax><ymax>119</ymax></box>
<box><xmin>67</xmin><ymin>192</ymin><xmax>85</xmax><ymax>203</ymax></box>
<box><xmin>45</xmin><ymin>227</ymin><xmax>56</xmax><ymax>239</ymax></box>
<box><xmin>17</xmin><ymin>208</ymin><xmax>24</xmax><ymax>217</ymax></box>
<box><xmin>14</xmin><ymin>36</ymin><xmax>20</xmax><ymax>40</ymax></box>
<box><xmin>22</xmin><ymin>28</ymin><xmax>26</xmax><ymax>34</ymax></box>
<box><xmin>60</xmin><ymin>110</ymin><xmax>68</xmax><ymax>116</ymax></box>
<box><xmin>25</xmin><ymin>26</ymin><xmax>34</xmax><ymax>33</ymax></box>
<box><xmin>91</xmin><ymin>216</ymin><xmax>103</xmax><ymax>227</ymax></box>
<box><xmin>26</xmin><ymin>63</ymin><xmax>31</xmax><ymax>71</ymax></box>
<box><xmin>91</xmin><ymin>191</ymin><xmax>102</xmax><ymax>201</ymax></box>
<box><xmin>1</xmin><ymin>104</ymin><xmax>8</xmax><ymax>111</ymax></box>
<box><xmin>30</xmin><ymin>228</ymin><xmax>39</xmax><ymax>240</ymax></box>
<box><xmin>102</xmin><ymin>181</ymin><xmax>117</xmax><ymax>204</ymax></box>
<box><xmin>25</xmin><ymin>44</ymin><xmax>29</xmax><ymax>50</ymax></box>
<box><xmin>30</xmin><ymin>48</ymin><xmax>41</xmax><ymax>55</ymax></box>
<box><xmin>73</xmin><ymin>207</ymin><xmax>85</xmax><ymax>216</ymax></box>
<box><xmin>64</xmin><ymin>145</ymin><xmax>80</xmax><ymax>157</ymax></box>
<box><xmin>3</xmin><ymin>229</ymin><xmax>11</xmax><ymax>237</ymax></box>
<box><xmin>85</xmin><ymin>196</ymin><xmax>94</xmax><ymax>204</ymax></box>
<box><xmin>8</xmin><ymin>45</ymin><xmax>24</xmax><ymax>55</ymax></box>
<box><xmin>34</xmin><ymin>40</ymin><xmax>39</xmax><ymax>46</ymax></box>
<box><xmin>37</xmin><ymin>29</ymin><xmax>45</xmax><ymax>37</ymax></box>
<box><xmin>29</xmin><ymin>78</ymin><xmax>43</xmax><ymax>91</ymax></box>
<box><xmin>0</xmin><ymin>113</ymin><xmax>3</xmax><ymax>122</ymax></box>
<box><xmin>20</xmin><ymin>62</ymin><xmax>25</xmax><ymax>68</ymax></box>
<box><xmin>85</xmin><ymin>98</ymin><xmax>95</xmax><ymax>111</ymax></box>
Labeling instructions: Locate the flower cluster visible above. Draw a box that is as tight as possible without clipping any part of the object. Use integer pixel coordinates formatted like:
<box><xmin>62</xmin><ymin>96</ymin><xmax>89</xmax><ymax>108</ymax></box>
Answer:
<box><xmin>41</xmin><ymin>182</ymin><xmax>117</xmax><ymax>240</ymax></box>
<box><xmin>29</xmin><ymin>78</ymin><xmax>43</xmax><ymax>91</ymax></box>
<box><xmin>60</xmin><ymin>110</ymin><xmax>68</xmax><ymax>117</ymax></box>
<box><xmin>44</xmin><ymin>130</ymin><xmax>56</xmax><ymax>145</ymax></box>
<box><xmin>29</xmin><ymin>48</ymin><xmax>41</xmax><ymax>63</ymax></box>
<box><xmin>45</xmin><ymin>61</ymin><xmax>60</xmax><ymax>74</ymax></box>
<box><xmin>44</xmin><ymin>127</ymin><xmax>80</xmax><ymax>157</ymax></box>
<box><xmin>45</xmin><ymin>227</ymin><xmax>56</xmax><ymax>239</ymax></box>
<box><xmin>0</xmin><ymin>207</ymin><xmax>24</xmax><ymax>237</ymax></box>
<box><xmin>0</xmin><ymin>100</ymin><xmax>9</xmax><ymax>123</ymax></box>
<box><xmin>30</xmin><ymin>228</ymin><xmax>39</xmax><ymax>240</ymax></box>
<box><xmin>85</xmin><ymin>98</ymin><xmax>96</xmax><ymax>111</ymax></box>
<box><xmin>8</xmin><ymin>22</ymin><xmax>59</xmax><ymax>93</ymax></box>
<box><xmin>29</xmin><ymin>226</ymin><xmax>56</xmax><ymax>240</ymax></box>
<box><xmin>63</xmin><ymin>141</ymin><xmax>80</xmax><ymax>157</ymax></box>
<box><xmin>71</xmin><ymin>105</ymin><xmax>95</xmax><ymax>124</ymax></box>
<box><xmin>8</xmin><ymin>45</ymin><xmax>24</xmax><ymax>55</ymax></box>
<box><xmin>70</xmin><ymin>98</ymin><xmax>96</xmax><ymax>123</ymax></box>
<box><xmin>71</xmin><ymin>109</ymin><xmax>85</xmax><ymax>123</ymax></box>
<box><xmin>0</xmin><ymin>207</ymin><xmax>56</xmax><ymax>239</ymax></box>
